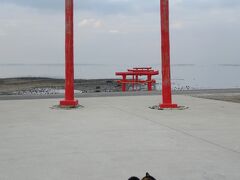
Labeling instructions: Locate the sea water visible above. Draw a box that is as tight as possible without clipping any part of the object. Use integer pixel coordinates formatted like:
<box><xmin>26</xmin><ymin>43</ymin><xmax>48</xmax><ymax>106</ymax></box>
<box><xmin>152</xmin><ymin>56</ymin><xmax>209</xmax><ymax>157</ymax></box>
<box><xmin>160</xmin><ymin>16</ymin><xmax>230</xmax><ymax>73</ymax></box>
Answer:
<box><xmin>0</xmin><ymin>63</ymin><xmax>240</xmax><ymax>89</ymax></box>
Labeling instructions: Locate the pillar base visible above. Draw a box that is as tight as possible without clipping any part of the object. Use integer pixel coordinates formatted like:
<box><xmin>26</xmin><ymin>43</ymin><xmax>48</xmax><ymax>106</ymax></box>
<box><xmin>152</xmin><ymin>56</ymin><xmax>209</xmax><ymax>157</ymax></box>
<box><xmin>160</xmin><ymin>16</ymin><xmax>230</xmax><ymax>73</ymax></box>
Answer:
<box><xmin>60</xmin><ymin>99</ymin><xmax>78</xmax><ymax>108</ymax></box>
<box><xmin>160</xmin><ymin>103</ymin><xmax>178</xmax><ymax>109</ymax></box>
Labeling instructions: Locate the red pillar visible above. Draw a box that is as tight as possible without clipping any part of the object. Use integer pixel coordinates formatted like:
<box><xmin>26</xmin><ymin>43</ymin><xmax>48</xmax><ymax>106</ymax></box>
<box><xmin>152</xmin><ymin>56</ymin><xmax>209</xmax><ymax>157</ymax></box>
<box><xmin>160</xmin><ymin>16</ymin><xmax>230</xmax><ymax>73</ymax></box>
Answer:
<box><xmin>147</xmin><ymin>75</ymin><xmax>152</xmax><ymax>91</ymax></box>
<box><xmin>122</xmin><ymin>75</ymin><xmax>127</xmax><ymax>92</ymax></box>
<box><xmin>60</xmin><ymin>0</ymin><xmax>78</xmax><ymax>107</ymax></box>
<box><xmin>160</xmin><ymin>0</ymin><xmax>178</xmax><ymax>109</ymax></box>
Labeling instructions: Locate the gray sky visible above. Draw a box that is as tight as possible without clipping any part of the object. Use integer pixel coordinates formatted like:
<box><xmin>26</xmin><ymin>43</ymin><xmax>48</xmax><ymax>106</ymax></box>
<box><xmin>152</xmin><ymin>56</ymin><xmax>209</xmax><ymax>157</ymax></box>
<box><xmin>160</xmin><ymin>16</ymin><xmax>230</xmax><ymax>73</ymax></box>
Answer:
<box><xmin>0</xmin><ymin>0</ymin><xmax>240</xmax><ymax>65</ymax></box>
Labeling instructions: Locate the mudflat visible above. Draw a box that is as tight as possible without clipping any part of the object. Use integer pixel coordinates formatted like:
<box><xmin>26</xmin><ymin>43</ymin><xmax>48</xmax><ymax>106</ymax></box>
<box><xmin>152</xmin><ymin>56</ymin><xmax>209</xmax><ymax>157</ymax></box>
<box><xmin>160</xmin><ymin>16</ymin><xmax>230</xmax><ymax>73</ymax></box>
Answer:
<box><xmin>0</xmin><ymin>77</ymin><xmax>120</xmax><ymax>95</ymax></box>
<box><xmin>1</xmin><ymin>77</ymin><xmax>240</xmax><ymax>104</ymax></box>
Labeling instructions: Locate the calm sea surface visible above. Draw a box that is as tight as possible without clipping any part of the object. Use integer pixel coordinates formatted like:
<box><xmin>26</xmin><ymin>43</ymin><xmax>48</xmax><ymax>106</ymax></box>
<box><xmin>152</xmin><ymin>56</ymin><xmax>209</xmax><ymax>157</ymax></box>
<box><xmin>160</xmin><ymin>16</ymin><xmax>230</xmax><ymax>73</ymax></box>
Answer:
<box><xmin>0</xmin><ymin>64</ymin><xmax>240</xmax><ymax>89</ymax></box>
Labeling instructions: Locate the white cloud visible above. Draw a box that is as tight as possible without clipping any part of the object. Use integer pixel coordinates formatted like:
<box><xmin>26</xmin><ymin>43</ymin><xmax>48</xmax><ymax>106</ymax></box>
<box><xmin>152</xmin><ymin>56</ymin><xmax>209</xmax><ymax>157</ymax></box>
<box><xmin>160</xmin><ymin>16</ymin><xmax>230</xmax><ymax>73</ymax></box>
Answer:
<box><xmin>171</xmin><ymin>21</ymin><xmax>184</xmax><ymax>30</ymax></box>
<box><xmin>78</xmin><ymin>18</ymin><xmax>103</xmax><ymax>28</ymax></box>
<box><xmin>171</xmin><ymin>0</ymin><xmax>183</xmax><ymax>6</ymax></box>
<box><xmin>109</xmin><ymin>30</ymin><xmax>120</xmax><ymax>34</ymax></box>
<box><xmin>94</xmin><ymin>20</ymin><xmax>103</xmax><ymax>28</ymax></box>
<box><xmin>0</xmin><ymin>30</ymin><xmax>6</xmax><ymax>37</ymax></box>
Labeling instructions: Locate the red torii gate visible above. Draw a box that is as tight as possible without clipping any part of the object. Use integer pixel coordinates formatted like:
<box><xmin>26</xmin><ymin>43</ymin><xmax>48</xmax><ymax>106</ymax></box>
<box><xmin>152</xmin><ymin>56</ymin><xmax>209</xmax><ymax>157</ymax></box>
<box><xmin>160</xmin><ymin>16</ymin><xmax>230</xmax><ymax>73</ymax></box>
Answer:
<box><xmin>60</xmin><ymin>0</ymin><xmax>178</xmax><ymax>109</ymax></box>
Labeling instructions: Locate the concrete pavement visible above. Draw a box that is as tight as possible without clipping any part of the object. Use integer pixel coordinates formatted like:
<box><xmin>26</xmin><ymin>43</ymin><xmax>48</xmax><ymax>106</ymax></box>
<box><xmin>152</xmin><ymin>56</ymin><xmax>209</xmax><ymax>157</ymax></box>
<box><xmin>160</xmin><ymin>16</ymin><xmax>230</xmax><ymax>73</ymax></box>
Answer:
<box><xmin>0</xmin><ymin>95</ymin><xmax>240</xmax><ymax>180</ymax></box>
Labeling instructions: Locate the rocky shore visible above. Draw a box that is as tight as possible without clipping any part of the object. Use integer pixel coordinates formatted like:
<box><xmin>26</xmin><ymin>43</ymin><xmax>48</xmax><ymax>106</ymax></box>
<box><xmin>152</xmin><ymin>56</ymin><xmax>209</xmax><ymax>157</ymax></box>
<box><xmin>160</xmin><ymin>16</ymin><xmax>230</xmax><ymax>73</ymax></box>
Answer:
<box><xmin>0</xmin><ymin>77</ymin><xmax>121</xmax><ymax>96</ymax></box>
